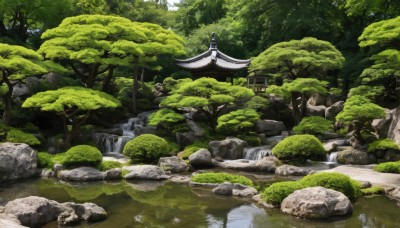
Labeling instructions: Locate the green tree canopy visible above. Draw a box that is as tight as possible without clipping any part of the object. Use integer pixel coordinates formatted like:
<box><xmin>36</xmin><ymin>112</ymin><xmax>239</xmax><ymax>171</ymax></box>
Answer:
<box><xmin>161</xmin><ymin>77</ymin><xmax>255</xmax><ymax>129</ymax></box>
<box><xmin>336</xmin><ymin>95</ymin><xmax>385</xmax><ymax>144</ymax></box>
<box><xmin>0</xmin><ymin>43</ymin><xmax>47</xmax><ymax>123</ymax></box>
<box><xmin>148</xmin><ymin>108</ymin><xmax>185</xmax><ymax>130</ymax></box>
<box><xmin>216</xmin><ymin>108</ymin><xmax>260</xmax><ymax>135</ymax></box>
<box><xmin>22</xmin><ymin>86</ymin><xmax>121</xmax><ymax>146</ymax></box>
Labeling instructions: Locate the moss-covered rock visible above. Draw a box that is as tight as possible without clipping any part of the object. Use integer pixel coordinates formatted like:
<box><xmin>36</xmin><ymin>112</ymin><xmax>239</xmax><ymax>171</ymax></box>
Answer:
<box><xmin>374</xmin><ymin>161</ymin><xmax>400</xmax><ymax>173</ymax></box>
<box><xmin>97</xmin><ymin>160</ymin><xmax>123</xmax><ymax>171</ymax></box>
<box><xmin>123</xmin><ymin>134</ymin><xmax>169</xmax><ymax>163</ymax></box>
<box><xmin>37</xmin><ymin>152</ymin><xmax>55</xmax><ymax>169</ymax></box>
<box><xmin>261</xmin><ymin>181</ymin><xmax>304</xmax><ymax>206</ymax></box>
<box><xmin>6</xmin><ymin>129</ymin><xmax>41</xmax><ymax>146</ymax></box>
<box><xmin>292</xmin><ymin>116</ymin><xmax>333</xmax><ymax>136</ymax></box>
<box><xmin>191</xmin><ymin>172</ymin><xmax>253</xmax><ymax>186</ymax></box>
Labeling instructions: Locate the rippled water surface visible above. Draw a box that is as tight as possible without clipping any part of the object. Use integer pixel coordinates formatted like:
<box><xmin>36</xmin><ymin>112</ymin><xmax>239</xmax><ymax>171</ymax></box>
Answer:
<box><xmin>0</xmin><ymin>178</ymin><xmax>399</xmax><ymax>228</ymax></box>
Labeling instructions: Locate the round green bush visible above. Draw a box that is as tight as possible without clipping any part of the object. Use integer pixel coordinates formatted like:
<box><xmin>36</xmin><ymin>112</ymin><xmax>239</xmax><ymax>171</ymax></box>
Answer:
<box><xmin>62</xmin><ymin>145</ymin><xmax>102</xmax><ymax>167</ymax></box>
<box><xmin>123</xmin><ymin>134</ymin><xmax>169</xmax><ymax>163</ymax></box>
<box><xmin>368</xmin><ymin>139</ymin><xmax>399</xmax><ymax>153</ymax></box>
<box><xmin>6</xmin><ymin>129</ymin><xmax>41</xmax><ymax>146</ymax></box>
<box><xmin>292</xmin><ymin>116</ymin><xmax>333</xmax><ymax>136</ymax></box>
<box><xmin>37</xmin><ymin>152</ymin><xmax>55</xmax><ymax>169</ymax></box>
<box><xmin>300</xmin><ymin>172</ymin><xmax>362</xmax><ymax>199</ymax></box>
<box><xmin>272</xmin><ymin>134</ymin><xmax>326</xmax><ymax>164</ymax></box>
<box><xmin>261</xmin><ymin>181</ymin><xmax>304</xmax><ymax>206</ymax></box>
<box><xmin>374</xmin><ymin>161</ymin><xmax>400</xmax><ymax>173</ymax></box>
<box><xmin>191</xmin><ymin>172</ymin><xmax>253</xmax><ymax>186</ymax></box>
<box><xmin>97</xmin><ymin>160</ymin><xmax>123</xmax><ymax>171</ymax></box>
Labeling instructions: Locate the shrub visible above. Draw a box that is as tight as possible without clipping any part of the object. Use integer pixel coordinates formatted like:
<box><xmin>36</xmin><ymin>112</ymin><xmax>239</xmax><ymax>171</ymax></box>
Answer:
<box><xmin>148</xmin><ymin>108</ymin><xmax>185</xmax><ymax>130</ymax></box>
<box><xmin>300</xmin><ymin>172</ymin><xmax>362</xmax><ymax>199</ymax></box>
<box><xmin>179</xmin><ymin>140</ymin><xmax>209</xmax><ymax>159</ymax></box>
<box><xmin>261</xmin><ymin>181</ymin><xmax>304</xmax><ymax>206</ymax></box>
<box><xmin>6</xmin><ymin>129</ymin><xmax>41</xmax><ymax>146</ymax></box>
<box><xmin>37</xmin><ymin>152</ymin><xmax>55</xmax><ymax>169</ymax></box>
<box><xmin>239</xmin><ymin>135</ymin><xmax>261</xmax><ymax>146</ymax></box>
<box><xmin>368</xmin><ymin>139</ymin><xmax>399</xmax><ymax>153</ymax></box>
<box><xmin>191</xmin><ymin>172</ymin><xmax>253</xmax><ymax>186</ymax></box>
<box><xmin>374</xmin><ymin>161</ymin><xmax>400</xmax><ymax>173</ymax></box>
<box><xmin>123</xmin><ymin>134</ymin><xmax>169</xmax><ymax>163</ymax></box>
<box><xmin>361</xmin><ymin>186</ymin><xmax>384</xmax><ymax>195</ymax></box>
<box><xmin>216</xmin><ymin>109</ymin><xmax>260</xmax><ymax>134</ymax></box>
<box><xmin>97</xmin><ymin>161</ymin><xmax>123</xmax><ymax>171</ymax></box>
<box><xmin>292</xmin><ymin>116</ymin><xmax>333</xmax><ymax>136</ymax></box>
<box><xmin>62</xmin><ymin>145</ymin><xmax>102</xmax><ymax>167</ymax></box>
<box><xmin>272</xmin><ymin>135</ymin><xmax>325</xmax><ymax>164</ymax></box>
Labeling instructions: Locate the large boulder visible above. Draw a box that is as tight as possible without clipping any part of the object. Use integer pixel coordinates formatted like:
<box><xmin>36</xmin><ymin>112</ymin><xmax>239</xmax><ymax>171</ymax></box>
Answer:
<box><xmin>188</xmin><ymin>149</ymin><xmax>213</xmax><ymax>168</ymax></box>
<box><xmin>214</xmin><ymin>156</ymin><xmax>280</xmax><ymax>172</ymax></box>
<box><xmin>337</xmin><ymin>148</ymin><xmax>370</xmax><ymax>165</ymax></box>
<box><xmin>186</xmin><ymin>119</ymin><xmax>205</xmax><ymax>137</ymax></box>
<box><xmin>275</xmin><ymin>165</ymin><xmax>310</xmax><ymax>176</ymax></box>
<box><xmin>307</xmin><ymin>105</ymin><xmax>326</xmax><ymax>117</ymax></box>
<box><xmin>0</xmin><ymin>143</ymin><xmax>37</xmax><ymax>183</ymax></box>
<box><xmin>62</xmin><ymin>202</ymin><xmax>107</xmax><ymax>222</ymax></box>
<box><xmin>209</xmin><ymin>137</ymin><xmax>248</xmax><ymax>159</ymax></box>
<box><xmin>325</xmin><ymin>101</ymin><xmax>344</xmax><ymax>120</ymax></box>
<box><xmin>255</xmin><ymin>120</ymin><xmax>286</xmax><ymax>136</ymax></box>
<box><xmin>123</xmin><ymin>165</ymin><xmax>169</xmax><ymax>180</ymax></box>
<box><xmin>385</xmin><ymin>187</ymin><xmax>400</xmax><ymax>206</ymax></box>
<box><xmin>281</xmin><ymin>187</ymin><xmax>352</xmax><ymax>219</ymax></box>
<box><xmin>0</xmin><ymin>213</ymin><xmax>27</xmax><ymax>228</ymax></box>
<box><xmin>386</xmin><ymin>107</ymin><xmax>400</xmax><ymax>144</ymax></box>
<box><xmin>176</xmin><ymin>131</ymin><xmax>197</xmax><ymax>149</ymax></box>
<box><xmin>212</xmin><ymin>182</ymin><xmax>234</xmax><ymax>195</ymax></box>
<box><xmin>158</xmin><ymin>156</ymin><xmax>189</xmax><ymax>173</ymax></box>
<box><xmin>58</xmin><ymin>167</ymin><xmax>105</xmax><ymax>181</ymax></box>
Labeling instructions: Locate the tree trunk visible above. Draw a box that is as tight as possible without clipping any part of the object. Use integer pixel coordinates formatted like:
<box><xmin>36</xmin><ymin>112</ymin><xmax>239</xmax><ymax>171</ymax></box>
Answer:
<box><xmin>1</xmin><ymin>78</ymin><xmax>13</xmax><ymax>124</ymax></box>
<box><xmin>132</xmin><ymin>60</ymin><xmax>139</xmax><ymax>114</ymax></box>
<box><xmin>140</xmin><ymin>66</ymin><xmax>145</xmax><ymax>83</ymax></box>
<box><xmin>86</xmin><ymin>64</ymin><xmax>100</xmax><ymax>88</ymax></box>
<box><xmin>353</xmin><ymin>122</ymin><xmax>365</xmax><ymax>145</ymax></box>
<box><xmin>291</xmin><ymin>92</ymin><xmax>301</xmax><ymax>124</ymax></box>
<box><xmin>102</xmin><ymin>65</ymin><xmax>114</xmax><ymax>93</ymax></box>
<box><xmin>300</xmin><ymin>93</ymin><xmax>307</xmax><ymax>120</ymax></box>
<box><xmin>64</xmin><ymin>111</ymin><xmax>91</xmax><ymax>147</ymax></box>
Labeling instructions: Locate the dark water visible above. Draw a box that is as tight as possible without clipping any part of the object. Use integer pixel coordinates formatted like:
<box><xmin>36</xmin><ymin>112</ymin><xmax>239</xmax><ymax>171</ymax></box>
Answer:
<box><xmin>0</xmin><ymin>178</ymin><xmax>399</xmax><ymax>228</ymax></box>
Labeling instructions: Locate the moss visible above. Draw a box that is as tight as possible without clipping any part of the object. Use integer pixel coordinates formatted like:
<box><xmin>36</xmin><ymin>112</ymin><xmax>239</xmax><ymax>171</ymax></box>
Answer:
<box><xmin>121</xmin><ymin>169</ymin><xmax>131</xmax><ymax>178</ymax></box>
<box><xmin>179</xmin><ymin>140</ymin><xmax>209</xmax><ymax>159</ymax></box>
<box><xmin>261</xmin><ymin>181</ymin><xmax>304</xmax><ymax>206</ymax></box>
<box><xmin>191</xmin><ymin>172</ymin><xmax>253</xmax><ymax>186</ymax></box>
<box><xmin>361</xmin><ymin>186</ymin><xmax>384</xmax><ymax>195</ymax></box>
<box><xmin>374</xmin><ymin>161</ymin><xmax>400</xmax><ymax>173</ymax></box>
<box><xmin>6</xmin><ymin>129</ymin><xmax>41</xmax><ymax>146</ymax></box>
<box><xmin>292</xmin><ymin>116</ymin><xmax>333</xmax><ymax>136</ymax></box>
<box><xmin>123</xmin><ymin>134</ymin><xmax>169</xmax><ymax>163</ymax></box>
<box><xmin>37</xmin><ymin>152</ymin><xmax>55</xmax><ymax>169</ymax></box>
<box><xmin>62</xmin><ymin>145</ymin><xmax>102</xmax><ymax>167</ymax></box>
<box><xmin>164</xmin><ymin>138</ymin><xmax>180</xmax><ymax>153</ymax></box>
<box><xmin>97</xmin><ymin>161</ymin><xmax>122</xmax><ymax>171</ymax></box>
<box><xmin>368</xmin><ymin>139</ymin><xmax>399</xmax><ymax>153</ymax></box>
<box><xmin>272</xmin><ymin>134</ymin><xmax>326</xmax><ymax>164</ymax></box>
<box><xmin>238</xmin><ymin>134</ymin><xmax>261</xmax><ymax>146</ymax></box>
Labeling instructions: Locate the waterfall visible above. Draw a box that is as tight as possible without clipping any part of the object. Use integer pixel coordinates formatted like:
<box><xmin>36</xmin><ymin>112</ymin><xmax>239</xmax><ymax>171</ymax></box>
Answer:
<box><xmin>243</xmin><ymin>146</ymin><xmax>273</xmax><ymax>160</ymax></box>
<box><xmin>326</xmin><ymin>152</ymin><xmax>338</xmax><ymax>163</ymax></box>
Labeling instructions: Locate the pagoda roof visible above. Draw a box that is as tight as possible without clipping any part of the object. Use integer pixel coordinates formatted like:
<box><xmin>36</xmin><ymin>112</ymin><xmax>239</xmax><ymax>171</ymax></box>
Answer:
<box><xmin>176</xmin><ymin>33</ymin><xmax>250</xmax><ymax>77</ymax></box>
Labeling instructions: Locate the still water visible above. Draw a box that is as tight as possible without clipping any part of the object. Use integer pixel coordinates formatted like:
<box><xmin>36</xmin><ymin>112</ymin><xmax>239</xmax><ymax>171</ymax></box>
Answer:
<box><xmin>0</xmin><ymin>178</ymin><xmax>399</xmax><ymax>228</ymax></box>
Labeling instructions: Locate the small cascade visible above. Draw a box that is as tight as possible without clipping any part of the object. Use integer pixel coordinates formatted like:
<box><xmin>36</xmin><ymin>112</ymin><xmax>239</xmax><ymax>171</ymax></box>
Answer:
<box><xmin>243</xmin><ymin>146</ymin><xmax>273</xmax><ymax>160</ymax></box>
<box><xmin>326</xmin><ymin>152</ymin><xmax>338</xmax><ymax>163</ymax></box>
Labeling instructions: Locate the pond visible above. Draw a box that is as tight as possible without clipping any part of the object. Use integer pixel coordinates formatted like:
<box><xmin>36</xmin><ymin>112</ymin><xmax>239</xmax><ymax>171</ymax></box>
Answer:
<box><xmin>0</xmin><ymin>178</ymin><xmax>399</xmax><ymax>228</ymax></box>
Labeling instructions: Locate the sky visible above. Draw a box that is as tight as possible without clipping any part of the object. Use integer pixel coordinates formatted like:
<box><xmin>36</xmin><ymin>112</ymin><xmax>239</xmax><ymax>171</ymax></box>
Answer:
<box><xmin>167</xmin><ymin>0</ymin><xmax>180</xmax><ymax>11</ymax></box>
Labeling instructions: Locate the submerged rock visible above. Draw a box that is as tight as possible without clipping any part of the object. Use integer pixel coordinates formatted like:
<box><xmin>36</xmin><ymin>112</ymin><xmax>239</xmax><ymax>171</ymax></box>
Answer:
<box><xmin>209</xmin><ymin>137</ymin><xmax>247</xmax><ymax>159</ymax></box>
<box><xmin>275</xmin><ymin>165</ymin><xmax>310</xmax><ymax>176</ymax></box>
<box><xmin>123</xmin><ymin>165</ymin><xmax>169</xmax><ymax>180</ymax></box>
<box><xmin>281</xmin><ymin>187</ymin><xmax>352</xmax><ymax>219</ymax></box>
<box><xmin>0</xmin><ymin>143</ymin><xmax>37</xmax><ymax>183</ymax></box>
<box><xmin>158</xmin><ymin>156</ymin><xmax>189</xmax><ymax>173</ymax></box>
<box><xmin>188</xmin><ymin>149</ymin><xmax>213</xmax><ymax>168</ymax></box>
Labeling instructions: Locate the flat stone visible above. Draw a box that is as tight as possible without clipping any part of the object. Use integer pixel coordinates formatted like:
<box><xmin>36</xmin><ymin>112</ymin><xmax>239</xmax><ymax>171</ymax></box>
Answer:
<box><xmin>275</xmin><ymin>165</ymin><xmax>310</xmax><ymax>176</ymax></box>
<box><xmin>58</xmin><ymin>167</ymin><xmax>104</xmax><ymax>181</ymax></box>
<box><xmin>123</xmin><ymin>165</ymin><xmax>169</xmax><ymax>180</ymax></box>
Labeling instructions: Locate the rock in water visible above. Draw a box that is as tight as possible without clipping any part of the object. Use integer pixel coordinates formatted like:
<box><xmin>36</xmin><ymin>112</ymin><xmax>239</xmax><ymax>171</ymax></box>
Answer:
<box><xmin>281</xmin><ymin>187</ymin><xmax>352</xmax><ymax>219</ymax></box>
<box><xmin>158</xmin><ymin>156</ymin><xmax>189</xmax><ymax>173</ymax></box>
<box><xmin>275</xmin><ymin>165</ymin><xmax>310</xmax><ymax>176</ymax></box>
<box><xmin>123</xmin><ymin>165</ymin><xmax>169</xmax><ymax>180</ymax></box>
<box><xmin>0</xmin><ymin>143</ymin><xmax>37</xmax><ymax>183</ymax></box>
<box><xmin>209</xmin><ymin>137</ymin><xmax>247</xmax><ymax>159</ymax></box>
<box><xmin>212</xmin><ymin>182</ymin><xmax>234</xmax><ymax>195</ymax></box>
<box><xmin>188</xmin><ymin>149</ymin><xmax>213</xmax><ymax>168</ymax></box>
<box><xmin>0</xmin><ymin>213</ymin><xmax>28</xmax><ymax>228</ymax></box>
<box><xmin>58</xmin><ymin>167</ymin><xmax>105</xmax><ymax>181</ymax></box>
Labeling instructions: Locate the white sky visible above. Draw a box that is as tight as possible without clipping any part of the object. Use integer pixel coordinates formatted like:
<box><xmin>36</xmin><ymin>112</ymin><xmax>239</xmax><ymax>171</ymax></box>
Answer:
<box><xmin>167</xmin><ymin>0</ymin><xmax>180</xmax><ymax>11</ymax></box>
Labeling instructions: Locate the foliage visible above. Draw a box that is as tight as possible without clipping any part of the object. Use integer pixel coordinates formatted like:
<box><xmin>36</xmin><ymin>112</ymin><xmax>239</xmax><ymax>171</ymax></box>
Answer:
<box><xmin>97</xmin><ymin>160</ymin><xmax>123</xmax><ymax>171</ymax></box>
<box><xmin>191</xmin><ymin>172</ymin><xmax>253</xmax><ymax>186</ymax></box>
<box><xmin>148</xmin><ymin>108</ymin><xmax>185</xmax><ymax>130</ymax></box>
<box><xmin>245</xmin><ymin>96</ymin><xmax>270</xmax><ymax>110</ymax></box>
<box><xmin>359</xmin><ymin>16</ymin><xmax>400</xmax><ymax>48</ymax></box>
<box><xmin>216</xmin><ymin>109</ymin><xmax>260</xmax><ymax>134</ymax></box>
<box><xmin>162</xmin><ymin>77</ymin><xmax>192</xmax><ymax>92</ymax></box>
<box><xmin>361</xmin><ymin>186</ymin><xmax>384</xmax><ymax>195</ymax></box>
<box><xmin>336</xmin><ymin>95</ymin><xmax>385</xmax><ymax>143</ymax></box>
<box><xmin>368</xmin><ymin>139</ymin><xmax>399</xmax><ymax>153</ymax></box>
<box><xmin>62</xmin><ymin>145</ymin><xmax>103</xmax><ymax>167</ymax></box>
<box><xmin>6</xmin><ymin>129</ymin><xmax>41</xmax><ymax>146</ymax></box>
<box><xmin>179</xmin><ymin>140</ymin><xmax>209</xmax><ymax>159</ymax></box>
<box><xmin>261</xmin><ymin>181</ymin><xmax>304</xmax><ymax>206</ymax></box>
<box><xmin>123</xmin><ymin>134</ymin><xmax>169</xmax><ymax>163</ymax></box>
<box><xmin>348</xmin><ymin>85</ymin><xmax>385</xmax><ymax>101</ymax></box>
<box><xmin>293</xmin><ymin>116</ymin><xmax>334</xmax><ymax>136</ymax></box>
<box><xmin>300</xmin><ymin>172</ymin><xmax>362</xmax><ymax>199</ymax></box>
<box><xmin>238</xmin><ymin>135</ymin><xmax>261</xmax><ymax>147</ymax></box>
<box><xmin>374</xmin><ymin>161</ymin><xmax>400</xmax><ymax>173</ymax></box>
<box><xmin>37</xmin><ymin>152</ymin><xmax>55</xmax><ymax>169</ymax></box>
<box><xmin>272</xmin><ymin>135</ymin><xmax>326</xmax><ymax>164</ymax></box>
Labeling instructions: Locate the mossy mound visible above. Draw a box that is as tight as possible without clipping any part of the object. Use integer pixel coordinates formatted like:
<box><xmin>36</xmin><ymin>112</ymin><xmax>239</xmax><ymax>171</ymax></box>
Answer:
<box><xmin>191</xmin><ymin>172</ymin><xmax>253</xmax><ymax>186</ymax></box>
<box><xmin>62</xmin><ymin>145</ymin><xmax>102</xmax><ymax>167</ymax></box>
<box><xmin>123</xmin><ymin>134</ymin><xmax>169</xmax><ymax>163</ymax></box>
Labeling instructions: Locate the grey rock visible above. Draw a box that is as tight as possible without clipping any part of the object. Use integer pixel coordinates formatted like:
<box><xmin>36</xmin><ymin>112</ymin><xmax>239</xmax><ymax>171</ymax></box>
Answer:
<box><xmin>0</xmin><ymin>143</ymin><xmax>37</xmax><ymax>183</ymax></box>
<box><xmin>212</xmin><ymin>182</ymin><xmax>234</xmax><ymax>195</ymax></box>
<box><xmin>169</xmin><ymin>175</ymin><xmax>191</xmax><ymax>184</ymax></box>
<box><xmin>325</xmin><ymin>101</ymin><xmax>344</xmax><ymax>120</ymax></box>
<box><xmin>80</xmin><ymin>203</ymin><xmax>107</xmax><ymax>222</ymax></box>
<box><xmin>186</xmin><ymin>119</ymin><xmax>205</xmax><ymax>137</ymax></box>
<box><xmin>209</xmin><ymin>137</ymin><xmax>247</xmax><ymax>159</ymax></box>
<box><xmin>383</xmin><ymin>150</ymin><xmax>400</xmax><ymax>162</ymax></box>
<box><xmin>337</xmin><ymin>148</ymin><xmax>370</xmax><ymax>165</ymax></box>
<box><xmin>214</xmin><ymin>156</ymin><xmax>280</xmax><ymax>172</ymax></box>
<box><xmin>385</xmin><ymin>187</ymin><xmax>400</xmax><ymax>206</ymax></box>
<box><xmin>252</xmin><ymin>194</ymin><xmax>275</xmax><ymax>208</ymax></box>
<box><xmin>123</xmin><ymin>165</ymin><xmax>169</xmax><ymax>180</ymax></box>
<box><xmin>324</xmin><ymin>139</ymin><xmax>349</xmax><ymax>152</ymax></box>
<box><xmin>275</xmin><ymin>165</ymin><xmax>310</xmax><ymax>176</ymax></box>
<box><xmin>0</xmin><ymin>213</ymin><xmax>27</xmax><ymax>228</ymax></box>
<box><xmin>104</xmin><ymin>168</ymin><xmax>122</xmax><ymax>180</ymax></box>
<box><xmin>281</xmin><ymin>187</ymin><xmax>352</xmax><ymax>219</ymax></box>
<box><xmin>176</xmin><ymin>131</ymin><xmax>197</xmax><ymax>149</ymax></box>
<box><xmin>188</xmin><ymin>149</ymin><xmax>213</xmax><ymax>168</ymax></box>
<box><xmin>57</xmin><ymin>209</ymin><xmax>79</xmax><ymax>226</ymax></box>
<box><xmin>41</xmin><ymin>168</ymin><xmax>54</xmax><ymax>178</ymax></box>
<box><xmin>134</xmin><ymin>126</ymin><xmax>158</xmax><ymax>136</ymax></box>
<box><xmin>307</xmin><ymin>105</ymin><xmax>326</xmax><ymax>117</ymax></box>
<box><xmin>58</xmin><ymin>167</ymin><xmax>105</xmax><ymax>181</ymax></box>
<box><xmin>158</xmin><ymin>156</ymin><xmax>189</xmax><ymax>173</ymax></box>
<box><xmin>372</xmin><ymin>109</ymin><xmax>392</xmax><ymax>138</ymax></box>
<box><xmin>256</xmin><ymin>120</ymin><xmax>286</xmax><ymax>136</ymax></box>
<box><xmin>232</xmin><ymin>186</ymin><xmax>258</xmax><ymax>197</ymax></box>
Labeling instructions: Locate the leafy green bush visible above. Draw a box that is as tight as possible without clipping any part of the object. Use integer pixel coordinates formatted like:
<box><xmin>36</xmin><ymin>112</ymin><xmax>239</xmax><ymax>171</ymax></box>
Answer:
<box><xmin>374</xmin><ymin>161</ymin><xmax>400</xmax><ymax>173</ymax></box>
<box><xmin>361</xmin><ymin>186</ymin><xmax>384</xmax><ymax>195</ymax></box>
<box><xmin>261</xmin><ymin>181</ymin><xmax>304</xmax><ymax>206</ymax></box>
<box><xmin>239</xmin><ymin>134</ymin><xmax>261</xmax><ymax>146</ymax></box>
<box><xmin>191</xmin><ymin>172</ymin><xmax>253</xmax><ymax>186</ymax></box>
<box><xmin>368</xmin><ymin>139</ymin><xmax>399</xmax><ymax>153</ymax></box>
<box><xmin>37</xmin><ymin>152</ymin><xmax>55</xmax><ymax>169</ymax></box>
<box><xmin>97</xmin><ymin>161</ymin><xmax>123</xmax><ymax>171</ymax></box>
<box><xmin>300</xmin><ymin>172</ymin><xmax>362</xmax><ymax>199</ymax></box>
<box><xmin>293</xmin><ymin>116</ymin><xmax>333</xmax><ymax>136</ymax></box>
<box><xmin>216</xmin><ymin>109</ymin><xmax>260</xmax><ymax>134</ymax></box>
<box><xmin>6</xmin><ymin>129</ymin><xmax>41</xmax><ymax>146</ymax></box>
<box><xmin>123</xmin><ymin>134</ymin><xmax>169</xmax><ymax>163</ymax></box>
<box><xmin>272</xmin><ymin>135</ymin><xmax>326</xmax><ymax>164</ymax></box>
<box><xmin>62</xmin><ymin>145</ymin><xmax>102</xmax><ymax>167</ymax></box>
<box><xmin>148</xmin><ymin>108</ymin><xmax>185</xmax><ymax>130</ymax></box>
<box><xmin>179</xmin><ymin>140</ymin><xmax>209</xmax><ymax>159</ymax></box>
